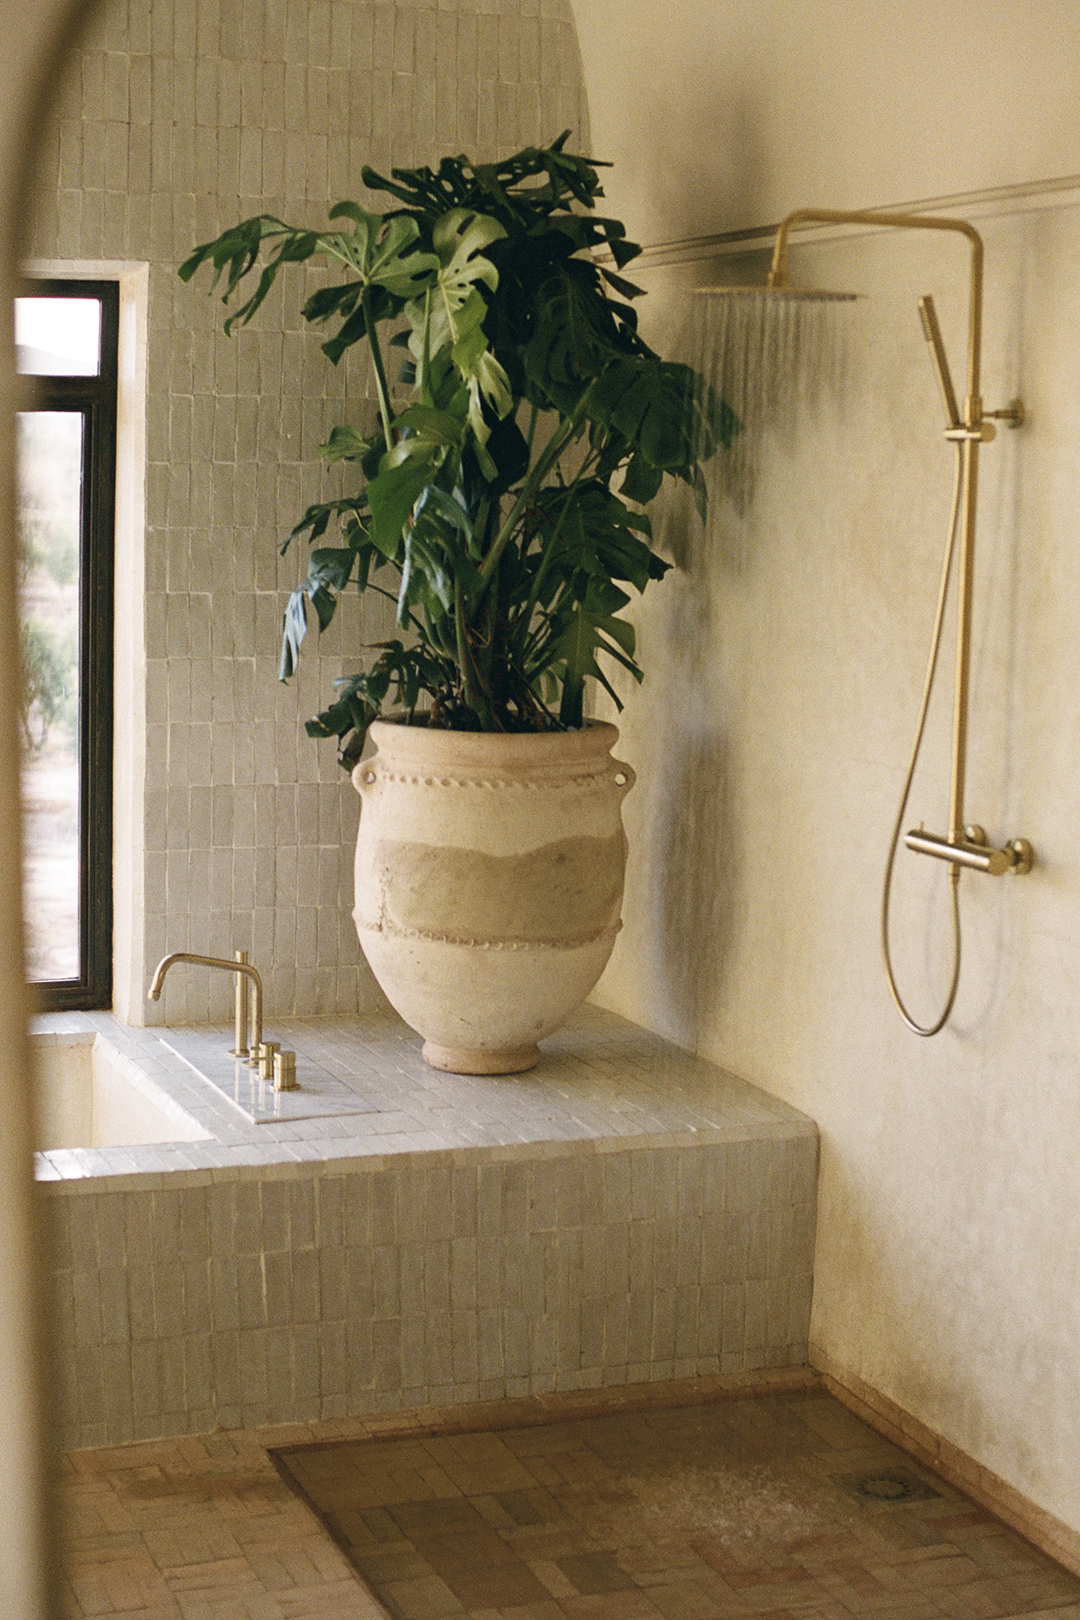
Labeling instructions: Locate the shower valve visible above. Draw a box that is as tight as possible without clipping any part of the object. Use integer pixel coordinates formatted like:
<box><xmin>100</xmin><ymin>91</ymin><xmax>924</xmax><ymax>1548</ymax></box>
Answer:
<box><xmin>905</xmin><ymin>825</ymin><xmax>1034</xmax><ymax>876</ymax></box>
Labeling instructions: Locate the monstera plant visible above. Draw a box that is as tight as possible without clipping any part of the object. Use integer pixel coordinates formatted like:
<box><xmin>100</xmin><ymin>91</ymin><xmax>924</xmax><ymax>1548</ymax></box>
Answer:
<box><xmin>181</xmin><ymin>135</ymin><xmax>733</xmax><ymax>767</ymax></box>
<box><xmin>182</xmin><ymin>137</ymin><xmax>734</xmax><ymax>1073</ymax></box>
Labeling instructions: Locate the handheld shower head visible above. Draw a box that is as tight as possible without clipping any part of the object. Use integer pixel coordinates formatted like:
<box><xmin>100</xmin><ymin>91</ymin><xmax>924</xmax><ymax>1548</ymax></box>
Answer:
<box><xmin>917</xmin><ymin>294</ymin><xmax>962</xmax><ymax>430</ymax></box>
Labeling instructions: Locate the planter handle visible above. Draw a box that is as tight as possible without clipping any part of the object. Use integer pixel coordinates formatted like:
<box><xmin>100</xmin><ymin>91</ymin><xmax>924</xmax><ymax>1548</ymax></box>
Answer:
<box><xmin>612</xmin><ymin>758</ymin><xmax>636</xmax><ymax>796</ymax></box>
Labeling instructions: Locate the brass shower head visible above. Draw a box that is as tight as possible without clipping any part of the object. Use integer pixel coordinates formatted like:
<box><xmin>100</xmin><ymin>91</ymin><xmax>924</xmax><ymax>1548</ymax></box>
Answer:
<box><xmin>693</xmin><ymin>285</ymin><xmax>858</xmax><ymax>300</ymax></box>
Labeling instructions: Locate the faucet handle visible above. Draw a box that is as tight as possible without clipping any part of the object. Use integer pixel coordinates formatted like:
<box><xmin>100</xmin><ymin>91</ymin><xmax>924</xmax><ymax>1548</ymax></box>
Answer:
<box><xmin>258</xmin><ymin>1041</ymin><xmax>280</xmax><ymax>1080</ymax></box>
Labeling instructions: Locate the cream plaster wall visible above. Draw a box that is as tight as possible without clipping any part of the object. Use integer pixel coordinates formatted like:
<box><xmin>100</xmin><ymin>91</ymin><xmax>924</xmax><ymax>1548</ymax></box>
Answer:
<box><xmin>24</xmin><ymin>0</ymin><xmax>589</xmax><ymax>1028</ymax></box>
<box><xmin>575</xmin><ymin>0</ymin><xmax>1080</xmax><ymax>1549</ymax></box>
<box><xmin>574</xmin><ymin>0</ymin><xmax>1080</xmax><ymax>246</ymax></box>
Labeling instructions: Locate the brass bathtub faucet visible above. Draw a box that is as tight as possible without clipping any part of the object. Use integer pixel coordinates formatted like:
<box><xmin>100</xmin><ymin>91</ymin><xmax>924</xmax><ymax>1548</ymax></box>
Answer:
<box><xmin>148</xmin><ymin>950</ymin><xmax>263</xmax><ymax>1063</ymax></box>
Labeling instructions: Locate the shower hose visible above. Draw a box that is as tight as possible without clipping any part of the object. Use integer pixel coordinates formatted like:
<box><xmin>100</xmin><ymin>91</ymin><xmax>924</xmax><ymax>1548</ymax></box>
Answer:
<box><xmin>880</xmin><ymin>440</ymin><xmax>965</xmax><ymax>1036</ymax></box>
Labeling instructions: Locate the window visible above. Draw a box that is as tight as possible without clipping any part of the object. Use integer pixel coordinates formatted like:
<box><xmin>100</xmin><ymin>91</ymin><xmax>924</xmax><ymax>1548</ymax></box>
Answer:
<box><xmin>16</xmin><ymin>279</ymin><xmax>117</xmax><ymax>1008</ymax></box>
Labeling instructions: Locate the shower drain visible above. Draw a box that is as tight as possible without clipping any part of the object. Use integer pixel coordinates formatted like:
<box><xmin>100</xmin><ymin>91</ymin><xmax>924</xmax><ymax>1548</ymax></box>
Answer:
<box><xmin>836</xmin><ymin>1469</ymin><xmax>942</xmax><ymax>1505</ymax></box>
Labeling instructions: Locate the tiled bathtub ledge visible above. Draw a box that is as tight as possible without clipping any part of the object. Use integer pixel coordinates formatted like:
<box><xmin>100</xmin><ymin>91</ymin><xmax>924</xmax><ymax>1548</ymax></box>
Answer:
<box><xmin>34</xmin><ymin>1005</ymin><xmax>820</xmax><ymax>1450</ymax></box>
<box><xmin>32</xmin><ymin>1004</ymin><xmax>816</xmax><ymax>1185</ymax></box>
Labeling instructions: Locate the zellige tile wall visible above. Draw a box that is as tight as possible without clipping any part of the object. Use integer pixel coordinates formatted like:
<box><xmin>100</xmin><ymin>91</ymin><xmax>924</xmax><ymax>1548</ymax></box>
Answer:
<box><xmin>46</xmin><ymin>1137</ymin><xmax>818</xmax><ymax>1450</ymax></box>
<box><xmin>39</xmin><ymin>1006</ymin><xmax>818</xmax><ymax>1449</ymax></box>
<box><xmin>26</xmin><ymin>0</ymin><xmax>590</xmax><ymax>1023</ymax></box>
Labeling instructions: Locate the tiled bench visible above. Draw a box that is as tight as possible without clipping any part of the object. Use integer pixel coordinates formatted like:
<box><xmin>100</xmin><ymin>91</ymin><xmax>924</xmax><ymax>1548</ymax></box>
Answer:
<box><xmin>35</xmin><ymin>1005</ymin><xmax>818</xmax><ymax>1449</ymax></box>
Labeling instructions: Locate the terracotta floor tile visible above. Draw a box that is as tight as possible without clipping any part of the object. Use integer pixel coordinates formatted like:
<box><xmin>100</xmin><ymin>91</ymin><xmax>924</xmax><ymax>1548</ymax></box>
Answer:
<box><xmin>56</xmin><ymin>1391</ymin><xmax>1080</xmax><ymax>1620</ymax></box>
<box><xmin>551</xmin><ymin>1554</ymin><xmax>636</xmax><ymax>1596</ymax></box>
<box><xmin>559</xmin><ymin>1592</ymin><xmax>665</xmax><ymax>1618</ymax></box>
<box><xmin>639</xmin><ymin>1577</ymin><xmax>734</xmax><ymax>1619</ymax></box>
<box><xmin>1013</xmin><ymin>1608</ymin><xmax>1080</xmax><ymax>1620</ymax></box>
<box><xmin>380</xmin><ymin>1573</ymin><xmax>467</xmax><ymax>1618</ymax></box>
<box><xmin>273</xmin><ymin>1394</ymin><xmax>1080</xmax><ymax>1620</ymax></box>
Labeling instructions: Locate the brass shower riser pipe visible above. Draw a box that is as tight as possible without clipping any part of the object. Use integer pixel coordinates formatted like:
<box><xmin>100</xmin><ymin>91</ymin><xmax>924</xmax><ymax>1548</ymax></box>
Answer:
<box><xmin>771</xmin><ymin>207</ymin><xmax>993</xmax><ymax>859</ymax></box>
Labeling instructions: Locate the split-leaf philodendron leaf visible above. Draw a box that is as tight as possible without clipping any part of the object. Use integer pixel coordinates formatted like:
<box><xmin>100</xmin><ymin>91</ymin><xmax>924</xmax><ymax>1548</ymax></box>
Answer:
<box><xmin>181</xmin><ymin>133</ymin><xmax>735</xmax><ymax>763</ymax></box>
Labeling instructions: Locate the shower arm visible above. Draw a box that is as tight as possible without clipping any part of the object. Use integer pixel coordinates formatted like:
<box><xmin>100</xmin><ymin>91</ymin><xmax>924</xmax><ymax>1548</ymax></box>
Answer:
<box><xmin>770</xmin><ymin>207</ymin><xmax>1029</xmax><ymax>874</ymax></box>
<box><xmin>769</xmin><ymin>206</ymin><xmax>985</xmax><ymax>415</ymax></box>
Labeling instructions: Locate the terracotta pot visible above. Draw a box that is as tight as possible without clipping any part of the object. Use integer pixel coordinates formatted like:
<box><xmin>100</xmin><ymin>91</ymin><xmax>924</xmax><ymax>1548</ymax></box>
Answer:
<box><xmin>351</xmin><ymin>720</ymin><xmax>634</xmax><ymax>1073</ymax></box>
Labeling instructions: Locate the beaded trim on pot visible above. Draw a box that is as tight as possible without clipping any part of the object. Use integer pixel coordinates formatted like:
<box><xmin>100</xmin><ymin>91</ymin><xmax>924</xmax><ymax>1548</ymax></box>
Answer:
<box><xmin>358</xmin><ymin>771</ymin><xmax>623</xmax><ymax>791</ymax></box>
<box><xmin>355</xmin><ymin>920</ymin><xmax>622</xmax><ymax>950</ymax></box>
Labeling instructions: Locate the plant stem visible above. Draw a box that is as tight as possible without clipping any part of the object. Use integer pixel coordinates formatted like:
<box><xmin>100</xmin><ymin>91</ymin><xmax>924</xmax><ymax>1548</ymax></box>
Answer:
<box><xmin>516</xmin><ymin>450</ymin><xmax>596</xmax><ymax>635</ymax></box>
<box><xmin>417</xmin><ymin>286</ymin><xmax>432</xmax><ymax>406</ymax></box>
<box><xmin>455</xmin><ymin>580</ymin><xmax>495</xmax><ymax>727</ymax></box>
<box><xmin>362</xmin><ymin>288</ymin><xmax>396</xmax><ymax>448</ymax></box>
<box><xmin>470</xmin><ymin>493</ymin><xmax>491</xmax><ymax>562</ymax></box>
<box><xmin>478</xmin><ymin>399</ymin><xmax>588</xmax><ymax>588</ymax></box>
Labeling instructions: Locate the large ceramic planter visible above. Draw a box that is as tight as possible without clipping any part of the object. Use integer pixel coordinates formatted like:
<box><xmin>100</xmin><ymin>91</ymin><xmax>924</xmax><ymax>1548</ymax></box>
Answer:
<box><xmin>351</xmin><ymin>720</ymin><xmax>634</xmax><ymax>1073</ymax></box>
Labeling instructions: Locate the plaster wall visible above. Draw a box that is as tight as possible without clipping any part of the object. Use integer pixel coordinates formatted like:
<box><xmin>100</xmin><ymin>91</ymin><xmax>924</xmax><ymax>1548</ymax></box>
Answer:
<box><xmin>574</xmin><ymin>0</ymin><xmax>1080</xmax><ymax>246</ymax></box>
<box><xmin>576</xmin><ymin>0</ymin><xmax>1080</xmax><ymax>1548</ymax></box>
<box><xmin>24</xmin><ymin>0</ymin><xmax>589</xmax><ymax>1027</ymax></box>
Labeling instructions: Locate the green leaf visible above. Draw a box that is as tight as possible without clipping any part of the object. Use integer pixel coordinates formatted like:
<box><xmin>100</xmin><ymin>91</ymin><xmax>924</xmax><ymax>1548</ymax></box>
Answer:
<box><xmin>308</xmin><ymin>548</ymin><xmax>356</xmax><ymax>592</ymax></box>
<box><xmin>406</xmin><ymin>211</ymin><xmax>502</xmax><ymax>351</ymax></box>
<box><xmin>328</xmin><ymin>205</ymin><xmax>440</xmax><ymax>298</ymax></box>
<box><xmin>453</xmin><ymin>322</ymin><xmax>513</xmax><ymax>443</ymax></box>
<box><xmin>320</xmin><ymin>425</ymin><xmax>374</xmax><ymax>464</ymax></box>
<box><xmin>365</xmin><ymin>456</ymin><xmax>435</xmax><ymax>558</ymax></box>
<box><xmin>620</xmin><ymin>452</ymin><xmax>664</xmax><ymax>506</ymax></box>
<box><xmin>279</xmin><ymin>588</ymin><xmax>309</xmax><ymax>680</ymax></box>
<box><xmin>412</xmin><ymin>483</ymin><xmax>474</xmax><ymax>544</ymax></box>
<box><xmin>521</xmin><ymin>259</ymin><xmax>641</xmax><ymax>406</ymax></box>
<box><xmin>387</xmin><ymin>404</ymin><xmax>466</xmax><ymax>453</ymax></box>
<box><xmin>302</xmin><ymin>282</ymin><xmax>363</xmax><ymax>324</ymax></box>
<box><xmin>282</xmin><ymin>495</ymin><xmax>370</xmax><ymax>554</ymax></box>
<box><xmin>180</xmin><ymin>205</ymin><xmax>438</xmax><ymax>351</ymax></box>
<box><xmin>409</xmin><ymin>485</ymin><xmax>483</xmax><ymax>598</ymax></box>
<box><xmin>588</xmin><ymin>356</ymin><xmax>731</xmax><ymax>476</ymax></box>
<box><xmin>320</xmin><ymin>303</ymin><xmax>372</xmax><ymax>363</ymax></box>
<box><xmin>403</xmin><ymin>209</ymin><xmax>511</xmax><ymax>443</ymax></box>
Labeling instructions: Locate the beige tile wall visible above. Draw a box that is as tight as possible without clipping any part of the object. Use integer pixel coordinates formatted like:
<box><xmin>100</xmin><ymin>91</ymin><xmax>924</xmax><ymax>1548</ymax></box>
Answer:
<box><xmin>44</xmin><ymin>1132</ymin><xmax>817</xmax><ymax>1449</ymax></box>
<box><xmin>26</xmin><ymin>0</ymin><xmax>590</xmax><ymax>1023</ymax></box>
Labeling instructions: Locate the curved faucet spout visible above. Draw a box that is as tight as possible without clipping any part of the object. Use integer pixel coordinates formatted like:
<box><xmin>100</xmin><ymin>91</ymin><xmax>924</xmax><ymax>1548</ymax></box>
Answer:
<box><xmin>148</xmin><ymin>951</ymin><xmax>263</xmax><ymax>1062</ymax></box>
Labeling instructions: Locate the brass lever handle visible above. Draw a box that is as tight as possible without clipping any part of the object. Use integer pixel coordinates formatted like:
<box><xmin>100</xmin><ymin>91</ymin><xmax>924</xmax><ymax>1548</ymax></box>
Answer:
<box><xmin>905</xmin><ymin>824</ymin><xmax>1033</xmax><ymax>876</ymax></box>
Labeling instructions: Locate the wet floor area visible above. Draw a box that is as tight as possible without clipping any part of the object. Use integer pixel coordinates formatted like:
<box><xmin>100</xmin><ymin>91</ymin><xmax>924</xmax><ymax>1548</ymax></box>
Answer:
<box><xmin>275</xmin><ymin>1390</ymin><xmax>1080</xmax><ymax>1620</ymax></box>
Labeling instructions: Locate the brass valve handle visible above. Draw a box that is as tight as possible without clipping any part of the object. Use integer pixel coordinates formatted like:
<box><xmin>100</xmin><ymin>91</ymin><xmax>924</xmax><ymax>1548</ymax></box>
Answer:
<box><xmin>905</xmin><ymin>824</ymin><xmax>1033</xmax><ymax>876</ymax></box>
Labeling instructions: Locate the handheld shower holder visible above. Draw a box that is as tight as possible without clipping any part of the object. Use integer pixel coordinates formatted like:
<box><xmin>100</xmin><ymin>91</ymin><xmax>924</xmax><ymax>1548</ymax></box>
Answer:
<box><xmin>945</xmin><ymin>422</ymin><xmax>997</xmax><ymax>442</ymax></box>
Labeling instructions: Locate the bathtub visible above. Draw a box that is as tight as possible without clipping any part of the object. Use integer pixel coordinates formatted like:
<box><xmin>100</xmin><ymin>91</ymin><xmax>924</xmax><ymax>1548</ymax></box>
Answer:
<box><xmin>34</xmin><ymin>1029</ymin><xmax>211</xmax><ymax>1150</ymax></box>
<box><xmin>33</xmin><ymin>1008</ymin><xmax>818</xmax><ymax>1451</ymax></box>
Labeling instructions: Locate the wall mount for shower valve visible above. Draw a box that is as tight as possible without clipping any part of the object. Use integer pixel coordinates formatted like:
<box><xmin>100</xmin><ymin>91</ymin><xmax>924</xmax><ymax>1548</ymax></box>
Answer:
<box><xmin>905</xmin><ymin>824</ymin><xmax>1034</xmax><ymax>876</ymax></box>
<box><xmin>985</xmin><ymin>398</ymin><xmax>1025</xmax><ymax>428</ymax></box>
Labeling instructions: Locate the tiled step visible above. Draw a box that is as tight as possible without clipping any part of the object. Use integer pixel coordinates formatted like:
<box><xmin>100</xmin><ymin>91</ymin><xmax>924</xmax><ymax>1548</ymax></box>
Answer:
<box><xmin>37</xmin><ymin>1005</ymin><xmax>818</xmax><ymax>1449</ymax></box>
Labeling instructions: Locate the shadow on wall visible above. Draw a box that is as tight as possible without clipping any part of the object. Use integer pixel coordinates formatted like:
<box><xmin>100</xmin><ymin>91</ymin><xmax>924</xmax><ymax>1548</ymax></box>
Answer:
<box><xmin>647</xmin><ymin>712</ymin><xmax>739</xmax><ymax>1051</ymax></box>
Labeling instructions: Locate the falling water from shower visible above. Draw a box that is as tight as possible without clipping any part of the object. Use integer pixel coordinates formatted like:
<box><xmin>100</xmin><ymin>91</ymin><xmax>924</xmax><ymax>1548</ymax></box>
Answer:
<box><xmin>687</xmin><ymin>283</ymin><xmax>854</xmax><ymax>515</ymax></box>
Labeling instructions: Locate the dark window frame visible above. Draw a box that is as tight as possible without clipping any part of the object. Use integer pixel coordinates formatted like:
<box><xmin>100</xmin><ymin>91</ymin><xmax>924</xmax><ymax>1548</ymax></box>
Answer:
<box><xmin>20</xmin><ymin>277</ymin><xmax>117</xmax><ymax>1009</ymax></box>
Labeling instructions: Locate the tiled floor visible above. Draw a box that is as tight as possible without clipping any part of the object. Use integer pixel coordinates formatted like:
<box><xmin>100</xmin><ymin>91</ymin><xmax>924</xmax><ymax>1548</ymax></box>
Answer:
<box><xmin>274</xmin><ymin>1391</ymin><xmax>1080</xmax><ymax>1620</ymax></box>
<box><xmin>57</xmin><ymin>1425</ymin><xmax>388</xmax><ymax>1618</ymax></box>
